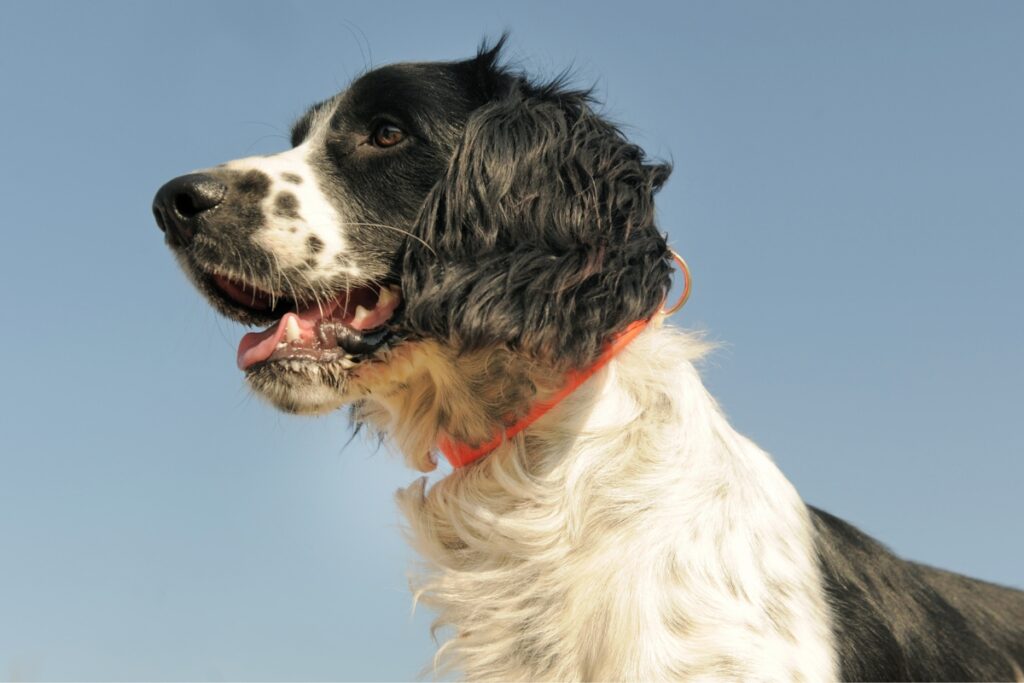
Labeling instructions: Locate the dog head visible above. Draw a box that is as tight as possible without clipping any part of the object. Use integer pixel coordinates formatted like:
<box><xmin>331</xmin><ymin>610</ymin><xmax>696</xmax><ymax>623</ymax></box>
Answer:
<box><xmin>154</xmin><ymin>39</ymin><xmax>673</xmax><ymax>458</ymax></box>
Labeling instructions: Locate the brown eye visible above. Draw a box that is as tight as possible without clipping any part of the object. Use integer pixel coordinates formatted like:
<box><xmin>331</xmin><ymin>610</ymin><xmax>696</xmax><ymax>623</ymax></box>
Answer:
<box><xmin>372</xmin><ymin>123</ymin><xmax>405</xmax><ymax>148</ymax></box>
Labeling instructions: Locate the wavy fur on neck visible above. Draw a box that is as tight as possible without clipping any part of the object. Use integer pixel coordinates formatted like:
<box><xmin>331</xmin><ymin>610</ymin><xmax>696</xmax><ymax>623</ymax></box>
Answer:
<box><xmin>357</xmin><ymin>324</ymin><xmax>837</xmax><ymax>680</ymax></box>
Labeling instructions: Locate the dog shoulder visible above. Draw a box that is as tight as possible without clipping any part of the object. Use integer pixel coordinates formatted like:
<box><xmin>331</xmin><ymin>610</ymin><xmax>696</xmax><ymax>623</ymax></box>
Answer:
<box><xmin>809</xmin><ymin>506</ymin><xmax>1024</xmax><ymax>681</ymax></box>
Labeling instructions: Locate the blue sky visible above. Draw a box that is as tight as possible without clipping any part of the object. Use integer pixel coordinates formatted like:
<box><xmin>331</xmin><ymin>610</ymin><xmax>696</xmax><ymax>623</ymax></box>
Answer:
<box><xmin>1</xmin><ymin>1</ymin><xmax>1022</xmax><ymax>680</ymax></box>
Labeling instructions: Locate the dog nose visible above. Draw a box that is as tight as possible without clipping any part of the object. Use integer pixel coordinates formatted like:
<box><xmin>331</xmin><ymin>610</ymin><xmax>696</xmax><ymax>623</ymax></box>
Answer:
<box><xmin>152</xmin><ymin>173</ymin><xmax>227</xmax><ymax>247</ymax></box>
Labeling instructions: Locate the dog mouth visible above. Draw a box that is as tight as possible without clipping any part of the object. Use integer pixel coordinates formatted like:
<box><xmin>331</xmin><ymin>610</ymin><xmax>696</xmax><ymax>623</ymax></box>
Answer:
<box><xmin>205</xmin><ymin>273</ymin><xmax>402</xmax><ymax>371</ymax></box>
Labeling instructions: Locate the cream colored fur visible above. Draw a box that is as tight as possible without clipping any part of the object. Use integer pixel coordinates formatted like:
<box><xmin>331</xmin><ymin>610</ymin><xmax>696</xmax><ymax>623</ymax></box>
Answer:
<box><xmin>355</xmin><ymin>322</ymin><xmax>837</xmax><ymax>681</ymax></box>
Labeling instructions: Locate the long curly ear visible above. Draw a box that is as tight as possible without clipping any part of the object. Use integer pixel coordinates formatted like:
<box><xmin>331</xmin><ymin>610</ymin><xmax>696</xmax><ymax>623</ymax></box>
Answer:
<box><xmin>401</xmin><ymin>79</ymin><xmax>673</xmax><ymax>370</ymax></box>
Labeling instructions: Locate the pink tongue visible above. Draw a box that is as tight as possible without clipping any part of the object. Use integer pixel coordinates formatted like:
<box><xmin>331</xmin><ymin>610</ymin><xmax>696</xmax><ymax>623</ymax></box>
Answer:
<box><xmin>237</xmin><ymin>314</ymin><xmax>293</xmax><ymax>370</ymax></box>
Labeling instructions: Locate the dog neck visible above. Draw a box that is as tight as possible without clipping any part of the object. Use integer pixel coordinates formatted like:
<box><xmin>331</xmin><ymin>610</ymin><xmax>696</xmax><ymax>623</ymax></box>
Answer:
<box><xmin>435</xmin><ymin>318</ymin><xmax>653</xmax><ymax>468</ymax></box>
<box><xmin>365</xmin><ymin>325</ymin><xmax>838</xmax><ymax>680</ymax></box>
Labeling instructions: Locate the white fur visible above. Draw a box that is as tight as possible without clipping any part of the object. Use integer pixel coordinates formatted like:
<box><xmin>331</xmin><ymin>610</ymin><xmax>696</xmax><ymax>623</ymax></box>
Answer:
<box><xmin>356</xmin><ymin>322</ymin><xmax>837</xmax><ymax>681</ymax></box>
<box><xmin>222</xmin><ymin>107</ymin><xmax>355</xmax><ymax>275</ymax></box>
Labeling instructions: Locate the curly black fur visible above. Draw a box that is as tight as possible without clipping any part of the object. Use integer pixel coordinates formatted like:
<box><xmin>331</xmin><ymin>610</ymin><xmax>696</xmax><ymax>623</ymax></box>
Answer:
<box><xmin>399</xmin><ymin>40</ymin><xmax>674</xmax><ymax>371</ymax></box>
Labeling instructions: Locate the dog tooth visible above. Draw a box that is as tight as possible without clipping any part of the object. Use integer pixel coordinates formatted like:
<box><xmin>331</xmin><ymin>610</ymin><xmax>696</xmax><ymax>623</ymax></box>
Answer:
<box><xmin>285</xmin><ymin>316</ymin><xmax>301</xmax><ymax>343</ymax></box>
<box><xmin>352</xmin><ymin>304</ymin><xmax>372</xmax><ymax>326</ymax></box>
<box><xmin>377</xmin><ymin>287</ymin><xmax>395</xmax><ymax>309</ymax></box>
<box><xmin>340</xmin><ymin>358</ymin><xmax>355</xmax><ymax>369</ymax></box>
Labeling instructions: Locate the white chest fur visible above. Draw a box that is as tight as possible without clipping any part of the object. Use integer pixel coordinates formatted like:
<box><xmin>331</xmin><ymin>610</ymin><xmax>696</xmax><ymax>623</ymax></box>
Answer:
<box><xmin>394</xmin><ymin>326</ymin><xmax>837</xmax><ymax>681</ymax></box>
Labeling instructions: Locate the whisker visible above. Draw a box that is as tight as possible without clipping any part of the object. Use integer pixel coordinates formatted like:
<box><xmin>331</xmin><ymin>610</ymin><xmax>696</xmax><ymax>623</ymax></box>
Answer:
<box><xmin>268</xmin><ymin>252</ymin><xmax>286</xmax><ymax>309</ymax></box>
<box><xmin>303</xmin><ymin>221</ymin><xmax>437</xmax><ymax>256</ymax></box>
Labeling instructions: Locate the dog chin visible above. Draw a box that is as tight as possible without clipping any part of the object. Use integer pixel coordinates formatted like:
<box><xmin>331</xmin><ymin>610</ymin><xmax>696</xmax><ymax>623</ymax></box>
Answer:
<box><xmin>245</xmin><ymin>360</ymin><xmax>352</xmax><ymax>415</ymax></box>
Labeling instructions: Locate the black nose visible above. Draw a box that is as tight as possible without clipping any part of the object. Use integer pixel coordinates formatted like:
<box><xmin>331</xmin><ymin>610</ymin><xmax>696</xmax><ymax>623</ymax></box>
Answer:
<box><xmin>152</xmin><ymin>173</ymin><xmax>227</xmax><ymax>247</ymax></box>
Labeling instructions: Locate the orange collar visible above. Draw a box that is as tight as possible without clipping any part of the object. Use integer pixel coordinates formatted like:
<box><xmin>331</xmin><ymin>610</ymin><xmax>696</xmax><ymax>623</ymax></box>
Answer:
<box><xmin>435</xmin><ymin>248</ymin><xmax>692</xmax><ymax>469</ymax></box>
<box><xmin>436</xmin><ymin>318</ymin><xmax>651</xmax><ymax>468</ymax></box>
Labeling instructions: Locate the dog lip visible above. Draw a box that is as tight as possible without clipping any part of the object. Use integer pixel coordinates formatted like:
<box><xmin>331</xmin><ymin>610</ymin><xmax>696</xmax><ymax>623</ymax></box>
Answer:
<box><xmin>210</xmin><ymin>273</ymin><xmax>276</xmax><ymax>312</ymax></box>
<box><xmin>242</xmin><ymin>327</ymin><xmax>396</xmax><ymax>373</ymax></box>
<box><xmin>196</xmin><ymin>270</ymin><xmax>289</xmax><ymax>326</ymax></box>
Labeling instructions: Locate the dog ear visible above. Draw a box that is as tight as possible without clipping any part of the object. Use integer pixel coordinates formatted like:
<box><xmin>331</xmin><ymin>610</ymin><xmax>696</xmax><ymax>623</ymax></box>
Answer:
<box><xmin>401</xmin><ymin>78</ymin><xmax>674</xmax><ymax>370</ymax></box>
<box><xmin>463</xmin><ymin>34</ymin><xmax>513</xmax><ymax>101</ymax></box>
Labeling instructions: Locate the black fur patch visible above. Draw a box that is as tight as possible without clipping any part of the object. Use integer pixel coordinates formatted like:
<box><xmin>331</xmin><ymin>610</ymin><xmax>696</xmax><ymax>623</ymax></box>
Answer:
<box><xmin>811</xmin><ymin>507</ymin><xmax>1024</xmax><ymax>681</ymax></box>
<box><xmin>281</xmin><ymin>172</ymin><xmax>303</xmax><ymax>184</ymax></box>
<box><xmin>292</xmin><ymin>41</ymin><xmax>516</xmax><ymax>284</ymax></box>
<box><xmin>306</xmin><ymin>235</ymin><xmax>324</xmax><ymax>253</ymax></box>
<box><xmin>236</xmin><ymin>169</ymin><xmax>271</xmax><ymax>197</ymax></box>
<box><xmin>399</xmin><ymin>59</ymin><xmax>673</xmax><ymax>370</ymax></box>
<box><xmin>274</xmin><ymin>192</ymin><xmax>300</xmax><ymax>218</ymax></box>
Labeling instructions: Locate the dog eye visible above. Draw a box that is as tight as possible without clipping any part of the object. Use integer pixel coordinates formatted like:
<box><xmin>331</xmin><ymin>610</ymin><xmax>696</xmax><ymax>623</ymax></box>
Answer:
<box><xmin>371</xmin><ymin>123</ymin><xmax>405</xmax><ymax>148</ymax></box>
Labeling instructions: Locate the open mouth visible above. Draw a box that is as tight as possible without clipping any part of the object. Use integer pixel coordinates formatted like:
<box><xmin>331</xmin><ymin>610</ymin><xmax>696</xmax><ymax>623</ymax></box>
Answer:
<box><xmin>207</xmin><ymin>273</ymin><xmax>402</xmax><ymax>371</ymax></box>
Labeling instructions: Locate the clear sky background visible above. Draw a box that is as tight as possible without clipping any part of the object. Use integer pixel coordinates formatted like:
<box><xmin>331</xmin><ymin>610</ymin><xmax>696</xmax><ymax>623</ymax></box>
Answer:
<box><xmin>1</xmin><ymin>1</ymin><xmax>1022</xmax><ymax>680</ymax></box>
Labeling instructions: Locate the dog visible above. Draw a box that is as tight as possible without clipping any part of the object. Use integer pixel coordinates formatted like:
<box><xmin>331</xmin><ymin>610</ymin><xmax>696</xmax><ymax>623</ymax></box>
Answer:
<box><xmin>153</xmin><ymin>39</ymin><xmax>1024</xmax><ymax>681</ymax></box>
